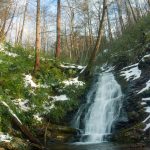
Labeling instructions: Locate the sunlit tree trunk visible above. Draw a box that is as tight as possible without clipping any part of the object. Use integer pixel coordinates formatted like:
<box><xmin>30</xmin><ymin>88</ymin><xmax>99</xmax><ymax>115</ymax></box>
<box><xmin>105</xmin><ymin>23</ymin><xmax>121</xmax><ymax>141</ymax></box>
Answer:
<box><xmin>55</xmin><ymin>0</ymin><xmax>61</xmax><ymax>58</ymax></box>
<box><xmin>19</xmin><ymin>0</ymin><xmax>28</xmax><ymax>44</ymax></box>
<box><xmin>84</xmin><ymin>0</ymin><xmax>107</xmax><ymax>75</ymax></box>
<box><xmin>34</xmin><ymin>0</ymin><xmax>41</xmax><ymax>72</ymax></box>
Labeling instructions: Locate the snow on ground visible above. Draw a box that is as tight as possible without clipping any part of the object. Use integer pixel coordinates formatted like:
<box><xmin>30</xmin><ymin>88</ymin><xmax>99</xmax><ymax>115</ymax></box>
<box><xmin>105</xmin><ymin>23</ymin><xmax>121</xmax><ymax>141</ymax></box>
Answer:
<box><xmin>4</xmin><ymin>51</ymin><xmax>18</xmax><ymax>57</ymax></box>
<box><xmin>62</xmin><ymin>77</ymin><xmax>85</xmax><ymax>87</ymax></box>
<box><xmin>120</xmin><ymin>63</ymin><xmax>141</xmax><ymax>81</ymax></box>
<box><xmin>144</xmin><ymin>123</ymin><xmax>150</xmax><ymax>131</ymax></box>
<box><xmin>141</xmin><ymin>54</ymin><xmax>150</xmax><ymax>62</ymax></box>
<box><xmin>50</xmin><ymin>95</ymin><xmax>68</xmax><ymax>101</ymax></box>
<box><xmin>142</xmin><ymin>97</ymin><xmax>150</xmax><ymax>101</ymax></box>
<box><xmin>42</xmin><ymin>95</ymin><xmax>69</xmax><ymax>114</ymax></box>
<box><xmin>12</xmin><ymin>99</ymin><xmax>30</xmax><ymax>112</ymax></box>
<box><xmin>24</xmin><ymin>74</ymin><xmax>49</xmax><ymax>88</ymax></box>
<box><xmin>100</xmin><ymin>64</ymin><xmax>115</xmax><ymax>73</ymax></box>
<box><xmin>60</xmin><ymin>63</ymin><xmax>85</xmax><ymax>70</ymax></box>
<box><xmin>143</xmin><ymin>106</ymin><xmax>150</xmax><ymax>131</ymax></box>
<box><xmin>122</xmin><ymin>63</ymin><xmax>139</xmax><ymax>70</ymax></box>
<box><xmin>141</xmin><ymin>102</ymin><xmax>147</xmax><ymax>105</ymax></box>
<box><xmin>145</xmin><ymin>107</ymin><xmax>150</xmax><ymax>113</ymax></box>
<box><xmin>33</xmin><ymin>113</ymin><xmax>43</xmax><ymax>122</ymax></box>
<box><xmin>138</xmin><ymin>80</ymin><xmax>150</xmax><ymax>94</ymax></box>
<box><xmin>0</xmin><ymin>43</ymin><xmax>18</xmax><ymax>57</ymax></box>
<box><xmin>24</xmin><ymin>74</ymin><xmax>37</xmax><ymax>88</ymax></box>
<box><xmin>0</xmin><ymin>133</ymin><xmax>12</xmax><ymax>142</ymax></box>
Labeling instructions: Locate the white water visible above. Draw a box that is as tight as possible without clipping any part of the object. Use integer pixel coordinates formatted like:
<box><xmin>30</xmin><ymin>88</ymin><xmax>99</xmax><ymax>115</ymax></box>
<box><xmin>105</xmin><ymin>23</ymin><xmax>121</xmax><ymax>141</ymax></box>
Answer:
<box><xmin>73</xmin><ymin>73</ymin><xmax>123</xmax><ymax>143</ymax></box>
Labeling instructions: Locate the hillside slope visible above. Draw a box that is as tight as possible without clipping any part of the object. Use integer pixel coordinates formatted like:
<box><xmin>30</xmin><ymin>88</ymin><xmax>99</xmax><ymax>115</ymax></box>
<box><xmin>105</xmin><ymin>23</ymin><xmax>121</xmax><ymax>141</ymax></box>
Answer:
<box><xmin>0</xmin><ymin>43</ymin><xmax>86</xmax><ymax>149</ymax></box>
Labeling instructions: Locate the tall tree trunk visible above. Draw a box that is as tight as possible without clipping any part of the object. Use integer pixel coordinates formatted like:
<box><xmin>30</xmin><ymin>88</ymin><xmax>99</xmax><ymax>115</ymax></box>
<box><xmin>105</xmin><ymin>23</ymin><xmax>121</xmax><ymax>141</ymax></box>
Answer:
<box><xmin>19</xmin><ymin>0</ymin><xmax>28</xmax><ymax>44</ymax></box>
<box><xmin>106</xmin><ymin>8</ymin><xmax>113</xmax><ymax>41</ymax></box>
<box><xmin>34</xmin><ymin>0</ymin><xmax>41</xmax><ymax>72</ymax></box>
<box><xmin>127</xmin><ymin>0</ymin><xmax>137</xmax><ymax>23</ymax></box>
<box><xmin>55</xmin><ymin>0</ymin><xmax>61</xmax><ymax>58</ymax></box>
<box><xmin>116</xmin><ymin>0</ymin><xmax>125</xmax><ymax>33</ymax></box>
<box><xmin>84</xmin><ymin>0</ymin><xmax>107</xmax><ymax>76</ymax></box>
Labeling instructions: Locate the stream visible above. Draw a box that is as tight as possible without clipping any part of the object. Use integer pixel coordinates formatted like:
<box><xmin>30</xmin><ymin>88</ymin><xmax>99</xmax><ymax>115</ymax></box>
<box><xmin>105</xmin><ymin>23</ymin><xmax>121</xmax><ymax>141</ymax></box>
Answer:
<box><xmin>50</xmin><ymin>143</ymin><xmax>150</xmax><ymax>150</ymax></box>
<box><xmin>49</xmin><ymin>72</ymin><xmax>149</xmax><ymax>149</ymax></box>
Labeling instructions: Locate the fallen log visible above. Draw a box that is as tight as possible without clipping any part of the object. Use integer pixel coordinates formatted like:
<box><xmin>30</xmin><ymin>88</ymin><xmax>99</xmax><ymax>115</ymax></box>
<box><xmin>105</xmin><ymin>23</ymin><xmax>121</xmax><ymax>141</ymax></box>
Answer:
<box><xmin>0</xmin><ymin>101</ymin><xmax>46</xmax><ymax>150</ymax></box>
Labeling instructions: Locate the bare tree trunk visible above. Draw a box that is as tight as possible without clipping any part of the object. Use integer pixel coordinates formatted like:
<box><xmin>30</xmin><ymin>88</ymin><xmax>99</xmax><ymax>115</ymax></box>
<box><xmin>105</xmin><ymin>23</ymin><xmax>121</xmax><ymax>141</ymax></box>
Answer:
<box><xmin>84</xmin><ymin>0</ymin><xmax>107</xmax><ymax>75</ymax></box>
<box><xmin>106</xmin><ymin>8</ymin><xmax>113</xmax><ymax>41</ymax></box>
<box><xmin>19</xmin><ymin>0</ymin><xmax>28</xmax><ymax>44</ymax></box>
<box><xmin>127</xmin><ymin>0</ymin><xmax>137</xmax><ymax>23</ymax></box>
<box><xmin>55</xmin><ymin>0</ymin><xmax>61</xmax><ymax>58</ymax></box>
<box><xmin>5</xmin><ymin>3</ymin><xmax>17</xmax><ymax>36</ymax></box>
<box><xmin>116</xmin><ymin>0</ymin><xmax>125</xmax><ymax>33</ymax></box>
<box><xmin>34</xmin><ymin>0</ymin><xmax>41</xmax><ymax>72</ymax></box>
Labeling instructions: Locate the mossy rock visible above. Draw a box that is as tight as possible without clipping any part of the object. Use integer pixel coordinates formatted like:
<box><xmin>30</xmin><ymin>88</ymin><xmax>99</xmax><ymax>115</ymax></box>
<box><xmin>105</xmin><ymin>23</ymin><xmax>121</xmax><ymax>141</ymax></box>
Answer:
<box><xmin>0</xmin><ymin>137</ymin><xmax>31</xmax><ymax>150</ymax></box>
<box><xmin>112</xmin><ymin>123</ymin><xmax>145</xmax><ymax>143</ymax></box>
<box><xmin>35</xmin><ymin>123</ymin><xmax>80</xmax><ymax>143</ymax></box>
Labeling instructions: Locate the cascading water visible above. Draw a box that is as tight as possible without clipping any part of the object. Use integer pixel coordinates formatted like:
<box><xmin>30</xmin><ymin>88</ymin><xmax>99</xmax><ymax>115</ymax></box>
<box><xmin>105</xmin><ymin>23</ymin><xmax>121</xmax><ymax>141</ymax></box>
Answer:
<box><xmin>72</xmin><ymin>72</ymin><xmax>123</xmax><ymax>143</ymax></box>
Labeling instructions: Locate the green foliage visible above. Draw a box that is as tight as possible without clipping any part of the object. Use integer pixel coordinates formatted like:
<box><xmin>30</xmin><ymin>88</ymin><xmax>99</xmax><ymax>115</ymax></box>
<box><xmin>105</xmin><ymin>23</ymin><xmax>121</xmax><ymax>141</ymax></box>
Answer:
<box><xmin>97</xmin><ymin>14</ymin><xmax>150</xmax><ymax>68</ymax></box>
<box><xmin>0</xmin><ymin>43</ymin><xmax>86</xmax><ymax>132</ymax></box>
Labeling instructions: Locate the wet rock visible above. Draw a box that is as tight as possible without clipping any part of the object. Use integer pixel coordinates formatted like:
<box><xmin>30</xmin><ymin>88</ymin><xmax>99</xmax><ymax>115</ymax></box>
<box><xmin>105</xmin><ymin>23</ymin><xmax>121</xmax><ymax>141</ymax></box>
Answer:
<box><xmin>35</xmin><ymin>123</ymin><xmax>80</xmax><ymax>143</ymax></box>
<box><xmin>112</xmin><ymin>123</ymin><xmax>145</xmax><ymax>143</ymax></box>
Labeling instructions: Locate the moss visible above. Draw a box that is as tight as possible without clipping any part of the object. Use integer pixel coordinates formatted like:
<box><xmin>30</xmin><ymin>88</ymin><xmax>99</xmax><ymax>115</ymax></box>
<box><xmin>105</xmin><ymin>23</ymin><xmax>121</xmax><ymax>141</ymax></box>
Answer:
<box><xmin>112</xmin><ymin>123</ymin><xmax>145</xmax><ymax>143</ymax></box>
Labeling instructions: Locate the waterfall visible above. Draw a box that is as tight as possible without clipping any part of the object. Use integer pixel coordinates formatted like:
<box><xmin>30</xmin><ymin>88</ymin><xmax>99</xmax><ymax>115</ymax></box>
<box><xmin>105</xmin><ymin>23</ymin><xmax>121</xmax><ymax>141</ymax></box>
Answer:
<box><xmin>73</xmin><ymin>72</ymin><xmax>123</xmax><ymax>143</ymax></box>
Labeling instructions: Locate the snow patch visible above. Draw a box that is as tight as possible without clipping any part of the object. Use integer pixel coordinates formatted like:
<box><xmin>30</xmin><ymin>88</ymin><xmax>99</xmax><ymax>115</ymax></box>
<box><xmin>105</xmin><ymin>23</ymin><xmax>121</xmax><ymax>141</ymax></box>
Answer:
<box><xmin>24</xmin><ymin>74</ymin><xmax>37</xmax><ymax>88</ymax></box>
<box><xmin>24</xmin><ymin>74</ymin><xmax>49</xmax><ymax>88</ymax></box>
<box><xmin>142</xmin><ymin>97</ymin><xmax>150</xmax><ymax>101</ymax></box>
<box><xmin>145</xmin><ymin>107</ymin><xmax>150</xmax><ymax>113</ymax></box>
<box><xmin>62</xmin><ymin>77</ymin><xmax>85</xmax><ymax>87</ymax></box>
<box><xmin>120</xmin><ymin>64</ymin><xmax>141</xmax><ymax>81</ymax></box>
<box><xmin>33</xmin><ymin>114</ymin><xmax>43</xmax><ymax>122</ymax></box>
<box><xmin>144</xmin><ymin>123</ymin><xmax>150</xmax><ymax>131</ymax></box>
<box><xmin>138</xmin><ymin>80</ymin><xmax>150</xmax><ymax>94</ymax></box>
<box><xmin>141</xmin><ymin>102</ymin><xmax>146</xmax><ymax>105</ymax></box>
<box><xmin>0</xmin><ymin>133</ymin><xmax>12</xmax><ymax>142</ymax></box>
<box><xmin>50</xmin><ymin>95</ymin><xmax>68</xmax><ymax>101</ymax></box>
<box><xmin>60</xmin><ymin>63</ymin><xmax>85</xmax><ymax>70</ymax></box>
<box><xmin>122</xmin><ymin>63</ymin><xmax>138</xmax><ymax>70</ymax></box>
<box><xmin>12</xmin><ymin>99</ymin><xmax>30</xmax><ymax>112</ymax></box>
<box><xmin>4</xmin><ymin>51</ymin><xmax>18</xmax><ymax>57</ymax></box>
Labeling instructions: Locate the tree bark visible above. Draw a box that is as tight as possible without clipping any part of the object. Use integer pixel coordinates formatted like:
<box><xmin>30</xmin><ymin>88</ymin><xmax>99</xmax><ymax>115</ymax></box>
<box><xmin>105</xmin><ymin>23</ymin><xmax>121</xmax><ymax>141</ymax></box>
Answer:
<box><xmin>19</xmin><ymin>0</ymin><xmax>28</xmax><ymax>44</ymax></box>
<box><xmin>55</xmin><ymin>0</ymin><xmax>61</xmax><ymax>58</ymax></box>
<box><xmin>127</xmin><ymin>0</ymin><xmax>137</xmax><ymax>23</ymax></box>
<box><xmin>84</xmin><ymin>0</ymin><xmax>107</xmax><ymax>76</ymax></box>
<box><xmin>34</xmin><ymin>0</ymin><xmax>41</xmax><ymax>72</ymax></box>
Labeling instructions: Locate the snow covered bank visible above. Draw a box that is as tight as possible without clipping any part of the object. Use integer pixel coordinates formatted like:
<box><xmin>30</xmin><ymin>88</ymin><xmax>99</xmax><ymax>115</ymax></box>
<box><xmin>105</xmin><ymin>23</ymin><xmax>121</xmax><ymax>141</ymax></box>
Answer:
<box><xmin>120</xmin><ymin>63</ymin><xmax>141</xmax><ymax>81</ymax></box>
<box><xmin>138</xmin><ymin>80</ymin><xmax>150</xmax><ymax>94</ymax></box>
